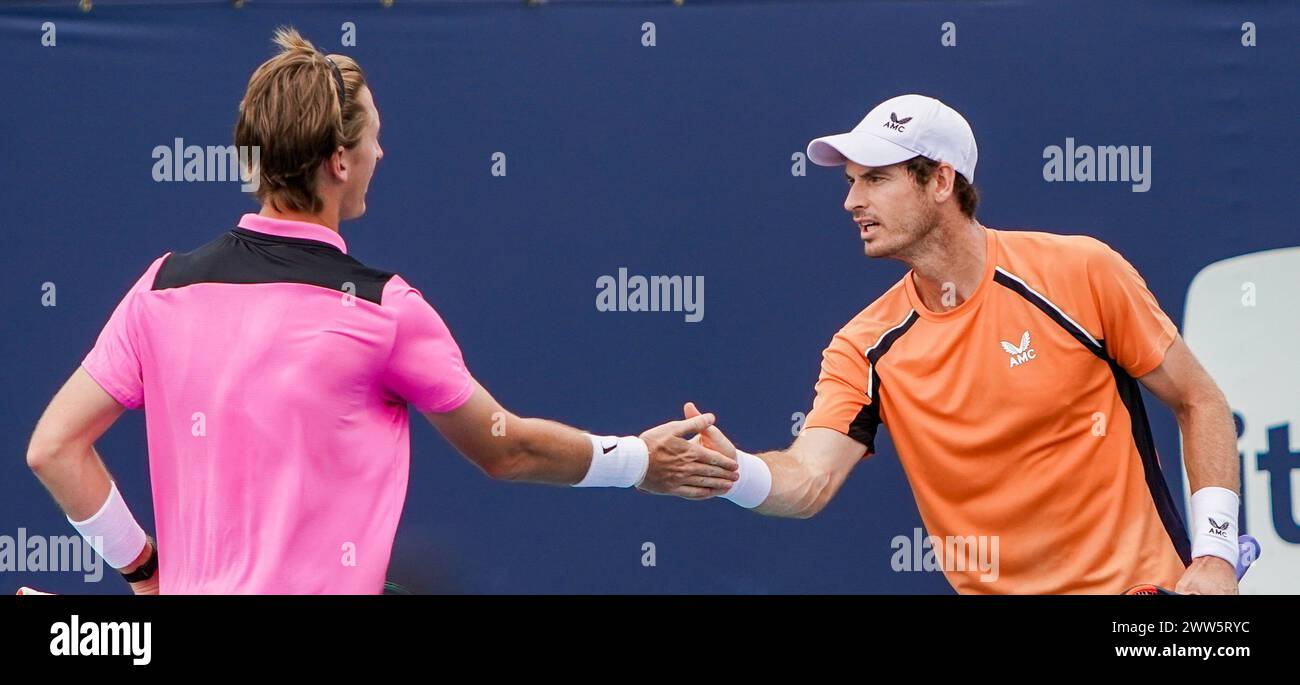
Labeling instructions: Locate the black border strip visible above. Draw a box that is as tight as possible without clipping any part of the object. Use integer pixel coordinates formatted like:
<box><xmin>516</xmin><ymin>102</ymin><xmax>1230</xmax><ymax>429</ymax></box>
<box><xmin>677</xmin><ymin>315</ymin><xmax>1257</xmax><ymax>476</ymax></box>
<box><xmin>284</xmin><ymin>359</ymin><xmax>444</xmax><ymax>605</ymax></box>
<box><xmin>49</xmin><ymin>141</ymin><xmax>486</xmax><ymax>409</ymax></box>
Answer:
<box><xmin>849</xmin><ymin>310</ymin><xmax>919</xmax><ymax>451</ymax></box>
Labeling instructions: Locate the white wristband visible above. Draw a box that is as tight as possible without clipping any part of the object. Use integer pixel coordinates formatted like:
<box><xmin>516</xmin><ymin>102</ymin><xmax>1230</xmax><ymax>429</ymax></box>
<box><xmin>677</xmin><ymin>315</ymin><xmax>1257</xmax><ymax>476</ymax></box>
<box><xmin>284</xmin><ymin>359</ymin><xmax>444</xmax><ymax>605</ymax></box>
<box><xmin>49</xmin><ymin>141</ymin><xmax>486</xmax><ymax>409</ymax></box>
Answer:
<box><xmin>721</xmin><ymin>449</ymin><xmax>772</xmax><ymax>509</ymax></box>
<box><xmin>574</xmin><ymin>435</ymin><xmax>649</xmax><ymax>488</ymax></box>
<box><xmin>1190</xmin><ymin>486</ymin><xmax>1239</xmax><ymax>568</ymax></box>
<box><xmin>67</xmin><ymin>481</ymin><xmax>148</xmax><ymax>570</ymax></box>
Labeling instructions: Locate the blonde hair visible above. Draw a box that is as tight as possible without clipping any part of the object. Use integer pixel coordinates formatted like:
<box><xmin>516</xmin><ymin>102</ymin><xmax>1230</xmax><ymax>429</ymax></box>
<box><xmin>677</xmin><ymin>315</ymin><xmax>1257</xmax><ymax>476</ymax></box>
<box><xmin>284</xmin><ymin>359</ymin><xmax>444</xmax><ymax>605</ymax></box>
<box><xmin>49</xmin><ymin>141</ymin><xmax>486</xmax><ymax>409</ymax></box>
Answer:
<box><xmin>235</xmin><ymin>27</ymin><xmax>369</xmax><ymax>213</ymax></box>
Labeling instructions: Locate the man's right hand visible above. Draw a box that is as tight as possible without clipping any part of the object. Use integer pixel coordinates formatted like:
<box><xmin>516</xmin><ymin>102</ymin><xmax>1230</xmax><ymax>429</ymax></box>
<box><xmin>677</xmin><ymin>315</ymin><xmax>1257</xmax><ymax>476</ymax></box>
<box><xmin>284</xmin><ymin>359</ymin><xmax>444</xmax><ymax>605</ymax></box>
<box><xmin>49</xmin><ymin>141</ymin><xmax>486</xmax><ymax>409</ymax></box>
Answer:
<box><xmin>637</xmin><ymin>413</ymin><xmax>738</xmax><ymax>499</ymax></box>
<box><xmin>683</xmin><ymin>401</ymin><xmax>738</xmax><ymax>460</ymax></box>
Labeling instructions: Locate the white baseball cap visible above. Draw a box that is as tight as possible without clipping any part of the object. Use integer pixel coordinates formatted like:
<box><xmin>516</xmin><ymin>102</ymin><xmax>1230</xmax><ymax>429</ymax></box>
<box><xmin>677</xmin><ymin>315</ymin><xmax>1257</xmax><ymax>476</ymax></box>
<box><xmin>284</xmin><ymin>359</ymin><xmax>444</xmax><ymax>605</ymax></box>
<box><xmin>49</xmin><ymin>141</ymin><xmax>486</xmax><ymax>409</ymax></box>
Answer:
<box><xmin>806</xmin><ymin>94</ymin><xmax>978</xmax><ymax>183</ymax></box>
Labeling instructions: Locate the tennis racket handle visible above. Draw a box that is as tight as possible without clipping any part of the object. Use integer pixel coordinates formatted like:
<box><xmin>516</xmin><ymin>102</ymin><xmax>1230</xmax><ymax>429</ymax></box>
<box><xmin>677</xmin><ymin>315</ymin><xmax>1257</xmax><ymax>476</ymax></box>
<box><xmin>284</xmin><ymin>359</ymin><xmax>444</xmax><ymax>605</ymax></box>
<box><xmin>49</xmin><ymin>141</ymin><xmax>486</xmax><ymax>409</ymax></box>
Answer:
<box><xmin>1236</xmin><ymin>534</ymin><xmax>1261</xmax><ymax>581</ymax></box>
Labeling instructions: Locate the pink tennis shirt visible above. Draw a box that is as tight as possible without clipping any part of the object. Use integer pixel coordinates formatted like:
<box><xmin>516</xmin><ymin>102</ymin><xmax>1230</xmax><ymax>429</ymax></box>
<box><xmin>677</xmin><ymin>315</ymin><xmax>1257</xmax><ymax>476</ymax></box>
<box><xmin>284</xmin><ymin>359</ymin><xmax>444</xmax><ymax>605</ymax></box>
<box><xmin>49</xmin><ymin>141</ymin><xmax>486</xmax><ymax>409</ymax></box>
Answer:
<box><xmin>81</xmin><ymin>213</ymin><xmax>475</xmax><ymax>594</ymax></box>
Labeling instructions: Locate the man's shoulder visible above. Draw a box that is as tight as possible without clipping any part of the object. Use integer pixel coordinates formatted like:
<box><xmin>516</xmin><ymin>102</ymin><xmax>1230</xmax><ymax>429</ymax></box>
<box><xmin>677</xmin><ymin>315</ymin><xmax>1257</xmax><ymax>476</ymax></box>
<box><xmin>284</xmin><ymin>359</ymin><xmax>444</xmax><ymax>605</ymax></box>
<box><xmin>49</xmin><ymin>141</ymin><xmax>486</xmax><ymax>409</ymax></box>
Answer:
<box><xmin>993</xmin><ymin>228</ymin><xmax>1120</xmax><ymax>288</ymax></box>
<box><xmin>995</xmin><ymin>228</ymin><xmax>1112</xmax><ymax>261</ymax></box>
<box><xmin>153</xmin><ymin>228</ymin><xmax>396</xmax><ymax>305</ymax></box>
<box><xmin>380</xmin><ymin>273</ymin><xmax>423</xmax><ymax>307</ymax></box>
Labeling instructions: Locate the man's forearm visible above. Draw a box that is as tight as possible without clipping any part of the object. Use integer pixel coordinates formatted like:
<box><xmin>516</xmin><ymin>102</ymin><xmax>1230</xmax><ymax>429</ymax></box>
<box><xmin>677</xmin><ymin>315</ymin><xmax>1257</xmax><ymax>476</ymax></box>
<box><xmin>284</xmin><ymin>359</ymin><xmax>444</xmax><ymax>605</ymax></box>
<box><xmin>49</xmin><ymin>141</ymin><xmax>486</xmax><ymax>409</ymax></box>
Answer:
<box><xmin>28</xmin><ymin>441</ymin><xmax>152</xmax><ymax>573</ymax></box>
<box><xmin>751</xmin><ymin>450</ymin><xmax>839</xmax><ymax>519</ymax></box>
<box><xmin>27</xmin><ymin>441</ymin><xmax>114</xmax><ymax>521</ymax></box>
<box><xmin>1177</xmin><ymin>391</ymin><xmax>1239</xmax><ymax>494</ymax></box>
<box><xmin>496</xmin><ymin>416</ymin><xmax>596</xmax><ymax>485</ymax></box>
<box><xmin>427</xmin><ymin>388</ymin><xmax>731</xmax><ymax>497</ymax></box>
<box><xmin>1175</xmin><ymin>388</ymin><xmax>1243</xmax><ymax>574</ymax></box>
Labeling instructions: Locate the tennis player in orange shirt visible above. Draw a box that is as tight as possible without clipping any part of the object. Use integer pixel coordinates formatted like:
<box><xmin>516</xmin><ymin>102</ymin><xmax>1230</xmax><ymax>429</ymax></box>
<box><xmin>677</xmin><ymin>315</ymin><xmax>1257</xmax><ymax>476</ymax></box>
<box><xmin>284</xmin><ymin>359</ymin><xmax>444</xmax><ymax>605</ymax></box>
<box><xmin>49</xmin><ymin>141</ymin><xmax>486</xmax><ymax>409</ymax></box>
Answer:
<box><xmin>701</xmin><ymin>94</ymin><xmax>1240</xmax><ymax>594</ymax></box>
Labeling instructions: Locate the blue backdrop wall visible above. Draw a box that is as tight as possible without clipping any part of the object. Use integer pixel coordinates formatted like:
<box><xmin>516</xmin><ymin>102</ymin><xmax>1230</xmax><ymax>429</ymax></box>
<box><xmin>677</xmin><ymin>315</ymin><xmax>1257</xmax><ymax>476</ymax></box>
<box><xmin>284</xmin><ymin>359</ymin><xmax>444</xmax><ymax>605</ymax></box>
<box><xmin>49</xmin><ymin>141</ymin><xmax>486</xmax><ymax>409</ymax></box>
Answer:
<box><xmin>1</xmin><ymin>0</ymin><xmax>1296</xmax><ymax>594</ymax></box>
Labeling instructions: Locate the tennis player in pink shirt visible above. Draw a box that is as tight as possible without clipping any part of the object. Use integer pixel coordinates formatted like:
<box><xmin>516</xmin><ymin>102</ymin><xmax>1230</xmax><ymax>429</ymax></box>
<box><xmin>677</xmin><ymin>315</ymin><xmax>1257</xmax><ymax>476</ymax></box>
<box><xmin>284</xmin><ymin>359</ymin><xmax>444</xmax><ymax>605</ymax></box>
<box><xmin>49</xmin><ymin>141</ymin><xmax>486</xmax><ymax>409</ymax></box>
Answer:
<box><xmin>25</xmin><ymin>28</ymin><xmax>741</xmax><ymax>594</ymax></box>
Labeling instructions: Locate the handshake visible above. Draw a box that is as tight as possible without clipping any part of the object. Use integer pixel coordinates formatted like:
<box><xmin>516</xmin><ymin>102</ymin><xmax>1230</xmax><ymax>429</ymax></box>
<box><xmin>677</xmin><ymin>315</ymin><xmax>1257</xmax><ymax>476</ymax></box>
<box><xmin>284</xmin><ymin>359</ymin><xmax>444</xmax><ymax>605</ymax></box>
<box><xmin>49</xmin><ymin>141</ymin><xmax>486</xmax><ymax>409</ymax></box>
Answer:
<box><xmin>633</xmin><ymin>401</ymin><xmax>741</xmax><ymax>500</ymax></box>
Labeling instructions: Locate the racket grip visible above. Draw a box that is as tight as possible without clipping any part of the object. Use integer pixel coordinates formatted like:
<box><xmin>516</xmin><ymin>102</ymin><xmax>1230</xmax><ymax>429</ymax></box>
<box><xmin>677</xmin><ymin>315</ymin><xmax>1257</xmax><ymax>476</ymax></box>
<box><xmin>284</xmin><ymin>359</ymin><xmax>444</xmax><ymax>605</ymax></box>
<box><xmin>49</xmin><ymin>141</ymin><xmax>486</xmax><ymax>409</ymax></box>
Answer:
<box><xmin>1236</xmin><ymin>534</ymin><xmax>1261</xmax><ymax>581</ymax></box>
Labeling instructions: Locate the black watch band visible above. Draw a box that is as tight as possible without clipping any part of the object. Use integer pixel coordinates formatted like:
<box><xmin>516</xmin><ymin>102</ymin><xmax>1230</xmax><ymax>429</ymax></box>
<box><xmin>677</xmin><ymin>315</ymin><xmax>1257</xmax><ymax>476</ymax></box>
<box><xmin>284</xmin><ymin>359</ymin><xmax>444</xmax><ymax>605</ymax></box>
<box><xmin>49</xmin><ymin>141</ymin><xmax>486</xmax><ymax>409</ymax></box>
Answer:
<box><xmin>121</xmin><ymin>540</ymin><xmax>158</xmax><ymax>583</ymax></box>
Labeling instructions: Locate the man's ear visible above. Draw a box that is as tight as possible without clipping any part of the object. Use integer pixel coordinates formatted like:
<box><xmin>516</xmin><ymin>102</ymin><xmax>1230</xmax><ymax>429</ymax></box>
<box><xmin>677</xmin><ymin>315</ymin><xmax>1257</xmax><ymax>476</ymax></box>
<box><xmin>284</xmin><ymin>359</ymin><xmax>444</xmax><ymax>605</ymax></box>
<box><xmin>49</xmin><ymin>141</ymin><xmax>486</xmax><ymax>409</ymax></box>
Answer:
<box><xmin>933</xmin><ymin>164</ymin><xmax>955</xmax><ymax>202</ymax></box>
<box><xmin>326</xmin><ymin>146</ymin><xmax>349</xmax><ymax>183</ymax></box>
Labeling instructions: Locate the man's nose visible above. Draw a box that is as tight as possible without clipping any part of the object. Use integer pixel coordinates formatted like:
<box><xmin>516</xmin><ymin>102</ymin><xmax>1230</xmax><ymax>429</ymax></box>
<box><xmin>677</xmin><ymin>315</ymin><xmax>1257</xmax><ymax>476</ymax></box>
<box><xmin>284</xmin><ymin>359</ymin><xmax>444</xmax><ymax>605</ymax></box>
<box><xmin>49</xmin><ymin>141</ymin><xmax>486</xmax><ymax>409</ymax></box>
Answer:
<box><xmin>844</xmin><ymin>187</ymin><xmax>862</xmax><ymax>214</ymax></box>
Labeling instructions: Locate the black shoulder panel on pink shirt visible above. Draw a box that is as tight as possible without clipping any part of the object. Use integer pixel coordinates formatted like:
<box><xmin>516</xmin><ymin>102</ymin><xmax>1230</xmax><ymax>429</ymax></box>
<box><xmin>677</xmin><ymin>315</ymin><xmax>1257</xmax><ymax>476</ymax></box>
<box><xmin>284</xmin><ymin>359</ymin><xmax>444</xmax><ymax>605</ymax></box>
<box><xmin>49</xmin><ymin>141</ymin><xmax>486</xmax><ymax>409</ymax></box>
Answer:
<box><xmin>152</xmin><ymin>227</ymin><xmax>394</xmax><ymax>304</ymax></box>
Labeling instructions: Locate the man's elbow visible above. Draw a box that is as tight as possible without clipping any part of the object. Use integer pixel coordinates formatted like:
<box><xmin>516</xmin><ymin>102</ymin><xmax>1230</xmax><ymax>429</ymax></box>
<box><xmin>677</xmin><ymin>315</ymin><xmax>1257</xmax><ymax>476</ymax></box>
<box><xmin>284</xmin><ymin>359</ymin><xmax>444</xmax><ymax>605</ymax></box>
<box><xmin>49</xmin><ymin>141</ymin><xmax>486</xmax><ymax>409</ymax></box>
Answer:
<box><xmin>26</xmin><ymin>430</ymin><xmax>69</xmax><ymax>475</ymax></box>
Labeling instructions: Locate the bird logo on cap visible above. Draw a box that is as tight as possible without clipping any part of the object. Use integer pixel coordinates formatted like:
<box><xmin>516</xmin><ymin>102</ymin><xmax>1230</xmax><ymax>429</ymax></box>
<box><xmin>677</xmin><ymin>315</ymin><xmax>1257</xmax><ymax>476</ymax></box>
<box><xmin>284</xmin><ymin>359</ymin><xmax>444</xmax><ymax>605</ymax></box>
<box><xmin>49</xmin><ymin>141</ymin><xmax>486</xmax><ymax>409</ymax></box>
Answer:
<box><xmin>884</xmin><ymin>112</ymin><xmax>913</xmax><ymax>132</ymax></box>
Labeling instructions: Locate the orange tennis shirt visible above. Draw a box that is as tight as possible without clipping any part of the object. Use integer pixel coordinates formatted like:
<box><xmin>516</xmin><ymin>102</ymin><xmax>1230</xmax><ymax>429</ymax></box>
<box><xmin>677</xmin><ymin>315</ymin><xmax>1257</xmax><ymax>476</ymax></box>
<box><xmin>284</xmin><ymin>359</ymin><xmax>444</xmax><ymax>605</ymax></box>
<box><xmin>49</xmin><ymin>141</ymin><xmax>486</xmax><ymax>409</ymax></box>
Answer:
<box><xmin>804</xmin><ymin>228</ymin><xmax>1189</xmax><ymax>594</ymax></box>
